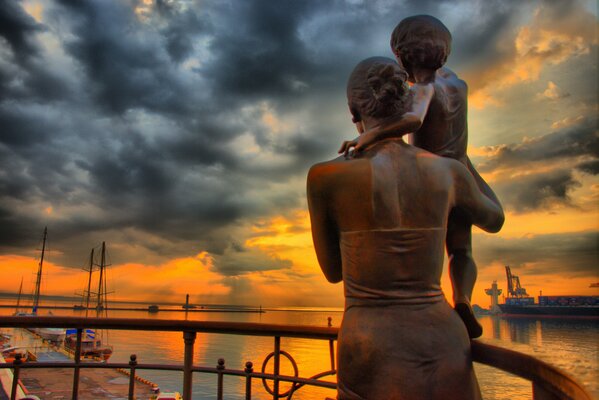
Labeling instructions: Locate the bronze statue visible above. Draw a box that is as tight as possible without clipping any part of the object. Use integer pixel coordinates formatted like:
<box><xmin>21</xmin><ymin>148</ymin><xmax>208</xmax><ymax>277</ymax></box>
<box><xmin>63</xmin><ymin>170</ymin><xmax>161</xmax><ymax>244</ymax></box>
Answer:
<box><xmin>338</xmin><ymin>15</ymin><xmax>502</xmax><ymax>339</ymax></box>
<box><xmin>307</xmin><ymin>55</ymin><xmax>503</xmax><ymax>399</ymax></box>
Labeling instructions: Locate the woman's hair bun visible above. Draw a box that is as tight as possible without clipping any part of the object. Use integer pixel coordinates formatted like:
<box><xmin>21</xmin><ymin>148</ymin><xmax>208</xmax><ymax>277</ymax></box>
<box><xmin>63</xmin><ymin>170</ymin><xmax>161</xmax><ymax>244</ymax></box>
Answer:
<box><xmin>347</xmin><ymin>57</ymin><xmax>412</xmax><ymax>121</ymax></box>
<box><xmin>366</xmin><ymin>63</ymin><xmax>409</xmax><ymax>105</ymax></box>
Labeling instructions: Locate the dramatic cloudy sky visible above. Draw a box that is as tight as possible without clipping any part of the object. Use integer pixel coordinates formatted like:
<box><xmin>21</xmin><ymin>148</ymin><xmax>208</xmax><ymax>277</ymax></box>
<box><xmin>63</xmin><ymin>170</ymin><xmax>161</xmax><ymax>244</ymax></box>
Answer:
<box><xmin>0</xmin><ymin>0</ymin><xmax>597</xmax><ymax>307</ymax></box>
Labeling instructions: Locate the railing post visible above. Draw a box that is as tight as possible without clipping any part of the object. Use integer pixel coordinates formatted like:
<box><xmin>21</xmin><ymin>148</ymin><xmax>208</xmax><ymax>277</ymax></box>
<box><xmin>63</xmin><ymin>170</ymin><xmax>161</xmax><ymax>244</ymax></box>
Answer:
<box><xmin>216</xmin><ymin>358</ymin><xmax>225</xmax><ymax>400</ymax></box>
<box><xmin>273</xmin><ymin>336</ymin><xmax>280</xmax><ymax>399</ymax></box>
<box><xmin>72</xmin><ymin>328</ymin><xmax>83</xmax><ymax>400</ymax></box>
<box><xmin>329</xmin><ymin>339</ymin><xmax>335</xmax><ymax>371</ymax></box>
<box><xmin>244</xmin><ymin>361</ymin><xmax>253</xmax><ymax>400</ymax></box>
<box><xmin>183</xmin><ymin>331</ymin><xmax>196</xmax><ymax>400</ymax></box>
<box><xmin>128</xmin><ymin>354</ymin><xmax>137</xmax><ymax>400</ymax></box>
<box><xmin>10</xmin><ymin>353</ymin><xmax>22</xmax><ymax>400</ymax></box>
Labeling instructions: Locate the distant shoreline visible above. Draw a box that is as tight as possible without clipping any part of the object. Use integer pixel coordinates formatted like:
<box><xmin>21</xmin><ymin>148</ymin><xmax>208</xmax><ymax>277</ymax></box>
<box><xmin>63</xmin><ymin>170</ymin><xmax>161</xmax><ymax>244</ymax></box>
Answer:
<box><xmin>0</xmin><ymin>294</ymin><xmax>344</xmax><ymax>312</ymax></box>
<box><xmin>2</xmin><ymin>304</ymin><xmax>265</xmax><ymax>313</ymax></box>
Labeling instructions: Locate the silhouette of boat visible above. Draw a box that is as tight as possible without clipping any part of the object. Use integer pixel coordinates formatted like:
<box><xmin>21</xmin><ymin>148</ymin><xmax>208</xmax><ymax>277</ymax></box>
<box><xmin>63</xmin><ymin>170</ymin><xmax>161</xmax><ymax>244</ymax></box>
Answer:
<box><xmin>64</xmin><ymin>329</ymin><xmax>113</xmax><ymax>361</ymax></box>
<box><xmin>65</xmin><ymin>242</ymin><xmax>113</xmax><ymax>361</ymax></box>
<box><xmin>17</xmin><ymin>228</ymin><xmax>67</xmax><ymax>342</ymax></box>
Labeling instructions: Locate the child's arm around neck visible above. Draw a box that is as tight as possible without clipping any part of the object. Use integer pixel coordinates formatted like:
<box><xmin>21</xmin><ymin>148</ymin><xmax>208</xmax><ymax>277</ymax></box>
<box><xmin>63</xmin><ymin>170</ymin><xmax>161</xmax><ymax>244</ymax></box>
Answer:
<box><xmin>339</xmin><ymin>83</ymin><xmax>434</xmax><ymax>156</ymax></box>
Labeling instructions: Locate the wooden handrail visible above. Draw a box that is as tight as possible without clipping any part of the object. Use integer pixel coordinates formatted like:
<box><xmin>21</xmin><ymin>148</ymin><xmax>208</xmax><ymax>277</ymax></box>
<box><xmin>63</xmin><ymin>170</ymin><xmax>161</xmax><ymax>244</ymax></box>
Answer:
<box><xmin>471</xmin><ymin>341</ymin><xmax>593</xmax><ymax>400</ymax></box>
<box><xmin>0</xmin><ymin>316</ymin><xmax>593</xmax><ymax>399</ymax></box>
<box><xmin>0</xmin><ymin>316</ymin><xmax>337</xmax><ymax>339</ymax></box>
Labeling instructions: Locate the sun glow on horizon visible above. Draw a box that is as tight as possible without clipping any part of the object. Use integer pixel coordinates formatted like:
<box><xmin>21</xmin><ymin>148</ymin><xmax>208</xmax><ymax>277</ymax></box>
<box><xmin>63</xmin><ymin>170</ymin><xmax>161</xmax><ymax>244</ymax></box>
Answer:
<box><xmin>0</xmin><ymin>0</ymin><xmax>596</xmax><ymax>313</ymax></box>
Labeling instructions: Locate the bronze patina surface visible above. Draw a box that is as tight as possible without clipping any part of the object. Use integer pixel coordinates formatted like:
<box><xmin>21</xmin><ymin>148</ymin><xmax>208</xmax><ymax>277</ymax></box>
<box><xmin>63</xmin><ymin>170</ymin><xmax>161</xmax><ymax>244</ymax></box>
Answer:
<box><xmin>308</xmin><ymin>17</ymin><xmax>504</xmax><ymax>399</ymax></box>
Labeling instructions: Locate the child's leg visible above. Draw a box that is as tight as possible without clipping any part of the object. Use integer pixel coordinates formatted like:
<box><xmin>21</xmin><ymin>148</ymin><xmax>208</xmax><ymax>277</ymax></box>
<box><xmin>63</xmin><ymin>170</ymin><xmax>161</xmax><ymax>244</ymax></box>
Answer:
<box><xmin>447</xmin><ymin>209</ymin><xmax>482</xmax><ymax>338</ymax></box>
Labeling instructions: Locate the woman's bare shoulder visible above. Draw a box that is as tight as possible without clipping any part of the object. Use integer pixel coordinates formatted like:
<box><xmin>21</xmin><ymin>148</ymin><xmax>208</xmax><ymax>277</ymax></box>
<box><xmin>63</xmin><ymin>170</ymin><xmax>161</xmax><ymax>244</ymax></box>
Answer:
<box><xmin>308</xmin><ymin>155</ymin><xmax>369</xmax><ymax>185</ymax></box>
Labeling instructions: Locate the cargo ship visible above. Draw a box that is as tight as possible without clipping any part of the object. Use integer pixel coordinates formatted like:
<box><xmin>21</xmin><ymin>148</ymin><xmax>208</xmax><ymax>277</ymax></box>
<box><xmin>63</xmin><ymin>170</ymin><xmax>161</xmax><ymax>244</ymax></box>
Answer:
<box><xmin>496</xmin><ymin>266</ymin><xmax>599</xmax><ymax>317</ymax></box>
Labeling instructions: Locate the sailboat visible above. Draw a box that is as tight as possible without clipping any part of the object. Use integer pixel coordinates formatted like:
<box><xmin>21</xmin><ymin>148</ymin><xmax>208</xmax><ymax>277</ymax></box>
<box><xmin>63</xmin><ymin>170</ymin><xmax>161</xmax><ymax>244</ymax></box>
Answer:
<box><xmin>64</xmin><ymin>242</ymin><xmax>113</xmax><ymax>361</ymax></box>
<box><xmin>14</xmin><ymin>277</ymin><xmax>23</xmax><ymax>315</ymax></box>
<box><xmin>16</xmin><ymin>227</ymin><xmax>67</xmax><ymax>343</ymax></box>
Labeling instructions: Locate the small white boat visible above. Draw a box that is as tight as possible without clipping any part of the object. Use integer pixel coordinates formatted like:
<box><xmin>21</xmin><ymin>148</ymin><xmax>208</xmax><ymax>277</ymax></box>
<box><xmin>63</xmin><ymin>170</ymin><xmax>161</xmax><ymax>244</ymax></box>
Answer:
<box><xmin>33</xmin><ymin>328</ymin><xmax>66</xmax><ymax>342</ymax></box>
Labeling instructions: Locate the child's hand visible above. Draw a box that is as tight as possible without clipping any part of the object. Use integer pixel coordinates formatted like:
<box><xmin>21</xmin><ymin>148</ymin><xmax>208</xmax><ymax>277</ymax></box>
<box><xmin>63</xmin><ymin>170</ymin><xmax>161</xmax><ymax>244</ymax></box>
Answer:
<box><xmin>338</xmin><ymin>131</ymin><xmax>378</xmax><ymax>158</ymax></box>
<box><xmin>338</xmin><ymin>138</ymin><xmax>359</xmax><ymax>158</ymax></box>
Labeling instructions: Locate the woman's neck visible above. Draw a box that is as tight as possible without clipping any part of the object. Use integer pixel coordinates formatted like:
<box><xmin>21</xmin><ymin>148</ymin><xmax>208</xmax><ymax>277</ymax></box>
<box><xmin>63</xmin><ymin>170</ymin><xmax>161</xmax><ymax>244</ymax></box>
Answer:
<box><xmin>410</xmin><ymin>68</ymin><xmax>436</xmax><ymax>84</ymax></box>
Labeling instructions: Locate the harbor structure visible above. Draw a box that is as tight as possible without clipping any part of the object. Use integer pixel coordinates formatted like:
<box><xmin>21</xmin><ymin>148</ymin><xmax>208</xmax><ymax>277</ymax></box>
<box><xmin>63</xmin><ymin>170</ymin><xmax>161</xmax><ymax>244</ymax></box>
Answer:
<box><xmin>485</xmin><ymin>281</ymin><xmax>502</xmax><ymax>314</ymax></box>
<box><xmin>498</xmin><ymin>266</ymin><xmax>599</xmax><ymax>317</ymax></box>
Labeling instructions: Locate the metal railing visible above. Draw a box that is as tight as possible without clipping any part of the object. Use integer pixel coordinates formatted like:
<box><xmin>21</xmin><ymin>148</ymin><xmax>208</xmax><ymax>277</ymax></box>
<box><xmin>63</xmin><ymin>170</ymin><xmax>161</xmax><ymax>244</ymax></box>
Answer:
<box><xmin>0</xmin><ymin>316</ymin><xmax>593</xmax><ymax>400</ymax></box>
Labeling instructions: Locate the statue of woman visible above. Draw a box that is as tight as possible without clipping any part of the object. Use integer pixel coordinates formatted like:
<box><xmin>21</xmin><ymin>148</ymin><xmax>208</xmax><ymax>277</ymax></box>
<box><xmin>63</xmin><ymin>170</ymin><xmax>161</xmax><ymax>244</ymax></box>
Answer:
<box><xmin>307</xmin><ymin>57</ymin><xmax>504</xmax><ymax>399</ymax></box>
<box><xmin>338</xmin><ymin>15</ymin><xmax>503</xmax><ymax>339</ymax></box>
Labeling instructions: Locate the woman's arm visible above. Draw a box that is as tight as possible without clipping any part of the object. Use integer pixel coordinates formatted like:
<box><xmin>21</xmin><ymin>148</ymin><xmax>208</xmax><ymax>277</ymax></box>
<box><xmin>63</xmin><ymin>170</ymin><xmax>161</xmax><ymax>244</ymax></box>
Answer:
<box><xmin>450</xmin><ymin>160</ymin><xmax>505</xmax><ymax>233</ymax></box>
<box><xmin>307</xmin><ymin>164</ymin><xmax>343</xmax><ymax>283</ymax></box>
<box><xmin>339</xmin><ymin>83</ymin><xmax>434</xmax><ymax>156</ymax></box>
<box><xmin>466</xmin><ymin>156</ymin><xmax>502</xmax><ymax>208</ymax></box>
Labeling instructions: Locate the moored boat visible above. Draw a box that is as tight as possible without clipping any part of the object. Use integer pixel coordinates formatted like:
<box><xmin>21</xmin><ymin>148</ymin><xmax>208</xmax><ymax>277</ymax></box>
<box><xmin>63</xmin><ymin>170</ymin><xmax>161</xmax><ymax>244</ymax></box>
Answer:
<box><xmin>17</xmin><ymin>228</ymin><xmax>67</xmax><ymax>342</ymax></box>
<box><xmin>1</xmin><ymin>346</ymin><xmax>30</xmax><ymax>363</ymax></box>
<box><xmin>33</xmin><ymin>328</ymin><xmax>67</xmax><ymax>342</ymax></box>
<box><xmin>65</xmin><ymin>242</ymin><xmax>114</xmax><ymax>361</ymax></box>
<box><xmin>498</xmin><ymin>266</ymin><xmax>599</xmax><ymax>317</ymax></box>
<box><xmin>64</xmin><ymin>329</ymin><xmax>113</xmax><ymax>361</ymax></box>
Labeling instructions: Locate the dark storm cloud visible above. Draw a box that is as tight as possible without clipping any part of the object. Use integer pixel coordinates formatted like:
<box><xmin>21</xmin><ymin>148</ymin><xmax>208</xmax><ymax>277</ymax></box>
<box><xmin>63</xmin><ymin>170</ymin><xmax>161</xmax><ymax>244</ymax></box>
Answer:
<box><xmin>212</xmin><ymin>244</ymin><xmax>292</xmax><ymax>276</ymax></box>
<box><xmin>0</xmin><ymin>0</ymin><xmax>42</xmax><ymax>59</ymax></box>
<box><xmin>0</xmin><ymin>103</ymin><xmax>57</xmax><ymax>147</ymax></box>
<box><xmin>493</xmin><ymin>170</ymin><xmax>582</xmax><ymax>213</ymax></box>
<box><xmin>0</xmin><ymin>205</ymin><xmax>33</xmax><ymax>247</ymax></box>
<box><xmin>473</xmin><ymin>118</ymin><xmax>598</xmax><ymax>212</ymax></box>
<box><xmin>202</xmin><ymin>0</ymin><xmax>317</xmax><ymax>101</ymax></box>
<box><xmin>55</xmin><ymin>0</ymin><xmax>195</xmax><ymax>115</ymax></box>
<box><xmin>0</xmin><ymin>0</ymin><xmax>592</xmax><ymax>277</ymax></box>
<box><xmin>0</xmin><ymin>1</ymin><xmax>72</xmax><ymax>102</ymax></box>
<box><xmin>154</xmin><ymin>0</ymin><xmax>210</xmax><ymax>63</ymax></box>
<box><xmin>477</xmin><ymin>118</ymin><xmax>599</xmax><ymax>173</ymax></box>
<box><xmin>576</xmin><ymin>160</ymin><xmax>599</xmax><ymax>175</ymax></box>
<box><xmin>475</xmin><ymin>231</ymin><xmax>598</xmax><ymax>277</ymax></box>
<box><xmin>449</xmin><ymin>0</ymin><xmax>526</xmax><ymax>68</ymax></box>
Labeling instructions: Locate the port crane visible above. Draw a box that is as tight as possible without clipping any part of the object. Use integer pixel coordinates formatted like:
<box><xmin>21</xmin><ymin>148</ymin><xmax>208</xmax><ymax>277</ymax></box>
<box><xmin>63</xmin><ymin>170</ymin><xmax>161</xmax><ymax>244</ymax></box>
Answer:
<box><xmin>505</xmin><ymin>266</ymin><xmax>528</xmax><ymax>298</ymax></box>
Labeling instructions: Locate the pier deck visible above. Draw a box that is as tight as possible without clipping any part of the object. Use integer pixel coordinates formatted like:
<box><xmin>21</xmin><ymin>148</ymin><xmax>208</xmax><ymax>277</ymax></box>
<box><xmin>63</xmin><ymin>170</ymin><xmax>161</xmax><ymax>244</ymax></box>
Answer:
<box><xmin>20</xmin><ymin>367</ymin><xmax>154</xmax><ymax>399</ymax></box>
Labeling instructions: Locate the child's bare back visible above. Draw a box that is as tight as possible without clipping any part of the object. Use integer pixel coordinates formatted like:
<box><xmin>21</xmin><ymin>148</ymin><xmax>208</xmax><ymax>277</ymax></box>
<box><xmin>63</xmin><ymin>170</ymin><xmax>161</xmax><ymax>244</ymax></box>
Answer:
<box><xmin>413</xmin><ymin>67</ymin><xmax>468</xmax><ymax>164</ymax></box>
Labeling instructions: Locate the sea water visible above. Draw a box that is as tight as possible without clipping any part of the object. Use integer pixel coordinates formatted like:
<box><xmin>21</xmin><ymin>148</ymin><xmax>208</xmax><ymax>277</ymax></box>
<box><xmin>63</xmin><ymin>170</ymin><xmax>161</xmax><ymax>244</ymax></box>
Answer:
<box><xmin>1</xmin><ymin>302</ymin><xmax>597</xmax><ymax>400</ymax></box>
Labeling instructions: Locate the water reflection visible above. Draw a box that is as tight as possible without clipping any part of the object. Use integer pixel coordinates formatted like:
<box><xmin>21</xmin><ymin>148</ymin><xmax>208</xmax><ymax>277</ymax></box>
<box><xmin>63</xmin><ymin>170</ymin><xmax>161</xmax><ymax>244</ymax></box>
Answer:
<box><xmin>476</xmin><ymin>315</ymin><xmax>598</xmax><ymax>399</ymax></box>
<box><xmin>1</xmin><ymin>303</ymin><xmax>597</xmax><ymax>399</ymax></box>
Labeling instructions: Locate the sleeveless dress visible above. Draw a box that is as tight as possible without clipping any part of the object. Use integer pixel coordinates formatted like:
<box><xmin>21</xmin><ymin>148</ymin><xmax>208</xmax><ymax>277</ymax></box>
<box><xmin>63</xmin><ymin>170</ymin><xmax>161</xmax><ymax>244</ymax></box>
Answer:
<box><xmin>336</xmin><ymin>228</ymin><xmax>482</xmax><ymax>400</ymax></box>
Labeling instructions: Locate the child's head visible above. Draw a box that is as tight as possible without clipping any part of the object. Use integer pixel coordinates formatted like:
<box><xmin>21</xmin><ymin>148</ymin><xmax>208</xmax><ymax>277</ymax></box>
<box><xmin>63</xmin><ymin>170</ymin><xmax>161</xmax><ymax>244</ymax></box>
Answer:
<box><xmin>390</xmin><ymin>15</ymin><xmax>451</xmax><ymax>73</ymax></box>
<box><xmin>347</xmin><ymin>57</ymin><xmax>411</xmax><ymax>124</ymax></box>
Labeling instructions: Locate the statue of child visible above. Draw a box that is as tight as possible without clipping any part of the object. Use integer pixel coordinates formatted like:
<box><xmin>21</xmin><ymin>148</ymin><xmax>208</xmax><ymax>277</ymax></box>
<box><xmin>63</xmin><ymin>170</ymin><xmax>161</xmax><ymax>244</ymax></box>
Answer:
<box><xmin>339</xmin><ymin>15</ymin><xmax>503</xmax><ymax>338</ymax></box>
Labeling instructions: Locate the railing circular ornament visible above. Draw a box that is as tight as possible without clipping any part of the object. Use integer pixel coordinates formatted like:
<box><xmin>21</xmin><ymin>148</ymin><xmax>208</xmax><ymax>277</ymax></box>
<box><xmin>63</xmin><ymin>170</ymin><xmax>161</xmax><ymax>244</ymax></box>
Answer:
<box><xmin>261</xmin><ymin>350</ymin><xmax>299</xmax><ymax>398</ymax></box>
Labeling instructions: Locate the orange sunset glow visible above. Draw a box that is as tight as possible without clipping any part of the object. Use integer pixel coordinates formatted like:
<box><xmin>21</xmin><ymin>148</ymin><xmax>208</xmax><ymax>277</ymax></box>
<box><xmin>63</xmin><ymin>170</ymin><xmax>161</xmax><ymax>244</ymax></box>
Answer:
<box><xmin>0</xmin><ymin>0</ymin><xmax>597</xmax><ymax>313</ymax></box>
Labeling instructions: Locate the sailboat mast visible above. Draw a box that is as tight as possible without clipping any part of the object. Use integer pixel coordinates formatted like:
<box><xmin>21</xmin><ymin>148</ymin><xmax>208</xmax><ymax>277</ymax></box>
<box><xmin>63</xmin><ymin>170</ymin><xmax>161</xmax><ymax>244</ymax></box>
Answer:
<box><xmin>97</xmin><ymin>242</ymin><xmax>105</xmax><ymax>311</ymax></box>
<box><xmin>103</xmin><ymin>248</ymin><xmax>108</xmax><ymax>312</ymax></box>
<box><xmin>85</xmin><ymin>248</ymin><xmax>94</xmax><ymax>317</ymax></box>
<box><xmin>32</xmin><ymin>226</ymin><xmax>48</xmax><ymax>312</ymax></box>
<box><xmin>15</xmin><ymin>277</ymin><xmax>23</xmax><ymax>312</ymax></box>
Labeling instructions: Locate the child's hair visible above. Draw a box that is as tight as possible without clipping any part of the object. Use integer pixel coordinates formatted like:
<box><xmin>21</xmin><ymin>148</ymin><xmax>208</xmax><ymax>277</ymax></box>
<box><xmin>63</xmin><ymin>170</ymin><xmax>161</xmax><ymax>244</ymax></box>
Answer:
<box><xmin>347</xmin><ymin>57</ymin><xmax>412</xmax><ymax>123</ymax></box>
<box><xmin>390</xmin><ymin>15</ymin><xmax>452</xmax><ymax>71</ymax></box>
